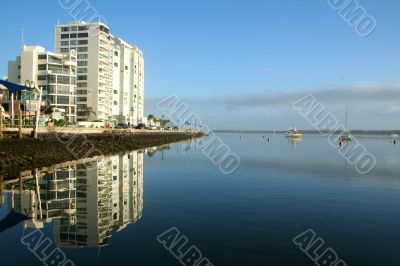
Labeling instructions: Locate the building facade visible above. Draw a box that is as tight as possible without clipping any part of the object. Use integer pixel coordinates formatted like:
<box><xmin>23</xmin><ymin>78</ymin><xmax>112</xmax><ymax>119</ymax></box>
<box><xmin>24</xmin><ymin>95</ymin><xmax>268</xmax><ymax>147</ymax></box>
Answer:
<box><xmin>113</xmin><ymin>38</ymin><xmax>145</xmax><ymax>125</ymax></box>
<box><xmin>54</xmin><ymin>21</ymin><xmax>144</xmax><ymax>125</ymax></box>
<box><xmin>8</xmin><ymin>46</ymin><xmax>78</xmax><ymax>123</ymax></box>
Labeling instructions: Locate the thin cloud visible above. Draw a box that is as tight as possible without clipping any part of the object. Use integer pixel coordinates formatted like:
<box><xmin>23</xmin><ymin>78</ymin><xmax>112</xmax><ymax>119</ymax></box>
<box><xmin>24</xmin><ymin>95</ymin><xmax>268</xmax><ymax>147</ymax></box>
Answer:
<box><xmin>205</xmin><ymin>84</ymin><xmax>400</xmax><ymax>109</ymax></box>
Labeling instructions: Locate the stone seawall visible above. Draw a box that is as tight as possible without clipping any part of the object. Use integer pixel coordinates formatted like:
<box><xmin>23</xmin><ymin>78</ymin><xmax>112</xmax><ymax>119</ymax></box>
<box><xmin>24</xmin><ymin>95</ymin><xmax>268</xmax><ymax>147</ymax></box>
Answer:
<box><xmin>0</xmin><ymin>131</ymin><xmax>203</xmax><ymax>176</ymax></box>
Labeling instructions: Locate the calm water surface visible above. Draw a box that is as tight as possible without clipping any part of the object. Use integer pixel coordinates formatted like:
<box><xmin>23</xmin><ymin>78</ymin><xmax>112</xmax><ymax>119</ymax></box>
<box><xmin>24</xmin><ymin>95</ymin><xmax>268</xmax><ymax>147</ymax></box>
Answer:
<box><xmin>0</xmin><ymin>133</ymin><xmax>399</xmax><ymax>266</ymax></box>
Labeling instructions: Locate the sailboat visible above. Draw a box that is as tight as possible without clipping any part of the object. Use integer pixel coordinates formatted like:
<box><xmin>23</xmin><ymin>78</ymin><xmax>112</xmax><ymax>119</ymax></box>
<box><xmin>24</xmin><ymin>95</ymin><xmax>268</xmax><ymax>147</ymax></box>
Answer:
<box><xmin>340</xmin><ymin>107</ymin><xmax>353</xmax><ymax>141</ymax></box>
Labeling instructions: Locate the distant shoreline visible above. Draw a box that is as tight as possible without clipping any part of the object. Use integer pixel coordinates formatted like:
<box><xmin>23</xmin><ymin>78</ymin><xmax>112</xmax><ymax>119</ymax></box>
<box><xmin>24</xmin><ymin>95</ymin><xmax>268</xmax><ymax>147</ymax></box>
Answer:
<box><xmin>213</xmin><ymin>130</ymin><xmax>400</xmax><ymax>135</ymax></box>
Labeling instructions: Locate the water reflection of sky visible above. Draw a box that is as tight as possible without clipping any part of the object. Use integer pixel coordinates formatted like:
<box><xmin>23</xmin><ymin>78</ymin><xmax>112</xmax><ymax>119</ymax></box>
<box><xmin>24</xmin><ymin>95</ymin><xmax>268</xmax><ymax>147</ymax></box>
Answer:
<box><xmin>0</xmin><ymin>135</ymin><xmax>399</xmax><ymax>266</ymax></box>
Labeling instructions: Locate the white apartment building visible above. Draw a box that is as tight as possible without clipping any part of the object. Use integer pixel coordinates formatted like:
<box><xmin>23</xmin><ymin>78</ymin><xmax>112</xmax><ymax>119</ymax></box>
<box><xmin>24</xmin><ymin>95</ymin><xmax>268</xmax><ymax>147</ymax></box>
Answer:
<box><xmin>55</xmin><ymin>21</ymin><xmax>144</xmax><ymax>124</ymax></box>
<box><xmin>8</xmin><ymin>46</ymin><xmax>77</xmax><ymax>123</ymax></box>
<box><xmin>113</xmin><ymin>38</ymin><xmax>145</xmax><ymax>125</ymax></box>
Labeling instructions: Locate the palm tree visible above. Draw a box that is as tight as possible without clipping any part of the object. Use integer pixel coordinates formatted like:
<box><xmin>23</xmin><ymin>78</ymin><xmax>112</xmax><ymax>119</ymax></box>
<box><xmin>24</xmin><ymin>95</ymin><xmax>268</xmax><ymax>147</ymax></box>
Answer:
<box><xmin>78</xmin><ymin>106</ymin><xmax>95</xmax><ymax>120</ymax></box>
<box><xmin>160</xmin><ymin>119</ymin><xmax>170</xmax><ymax>127</ymax></box>
<box><xmin>147</xmin><ymin>114</ymin><xmax>156</xmax><ymax>125</ymax></box>
<box><xmin>42</xmin><ymin>101</ymin><xmax>54</xmax><ymax>115</ymax></box>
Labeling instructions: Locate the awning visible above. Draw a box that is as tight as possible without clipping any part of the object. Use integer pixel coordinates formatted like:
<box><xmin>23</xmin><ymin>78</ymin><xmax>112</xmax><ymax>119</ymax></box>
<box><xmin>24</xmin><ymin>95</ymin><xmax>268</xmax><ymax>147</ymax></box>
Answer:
<box><xmin>0</xmin><ymin>79</ymin><xmax>34</xmax><ymax>93</ymax></box>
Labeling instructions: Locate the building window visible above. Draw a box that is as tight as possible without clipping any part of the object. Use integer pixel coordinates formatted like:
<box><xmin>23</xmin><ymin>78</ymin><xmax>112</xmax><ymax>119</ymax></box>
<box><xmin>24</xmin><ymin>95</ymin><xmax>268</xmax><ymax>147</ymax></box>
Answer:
<box><xmin>47</xmin><ymin>95</ymin><xmax>55</xmax><ymax>104</ymax></box>
<box><xmin>113</xmin><ymin>101</ymin><xmax>118</xmax><ymax>105</ymax></box>
<box><xmin>77</xmin><ymin>90</ymin><xmax>87</xmax><ymax>95</ymax></box>
<box><xmin>77</xmin><ymin>97</ymin><xmax>87</xmax><ymax>102</ymax></box>
<box><xmin>70</xmin><ymin>40</ymin><xmax>77</xmax><ymax>45</ymax></box>
<box><xmin>47</xmin><ymin>75</ymin><xmax>57</xmax><ymax>83</ymax></box>
<box><xmin>57</xmin><ymin>76</ymin><xmax>70</xmax><ymax>85</ymax></box>
<box><xmin>48</xmin><ymin>56</ymin><xmax>62</xmax><ymax>64</ymax></box>
<box><xmin>114</xmin><ymin>51</ymin><xmax>119</xmax><ymax>56</ymax></box>
<box><xmin>114</xmin><ymin>62</ymin><xmax>118</xmax><ymax>67</ymax></box>
<box><xmin>60</xmin><ymin>48</ymin><xmax>69</xmax><ymax>53</ymax></box>
<box><xmin>78</xmin><ymin>26</ymin><xmax>88</xmax><ymax>31</ymax></box>
<box><xmin>70</xmin><ymin>33</ymin><xmax>77</xmax><ymax>38</ymax></box>
<box><xmin>77</xmin><ymin>68</ymin><xmax>87</xmax><ymax>73</ymax></box>
<box><xmin>78</xmin><ymin>33</ymin><xmax>88</xmax><ymax>38</ymax></box>
<box><xmin>77</xmin><ymin>61</ymin><xmax>88</xmax><ymax>66</ymax></box>
<box><xmin>99</xmin><ymin>25</ymin><xmax>109</xmax><ymax>33</ymax></box>
<box><xmin>61</xmin><ymin>34</ymin><xmax>69</xmax><ymax>39</ymax></box>
<box><xmin>77</xmin><ymin>47</ymin><xmax>88</xmax><ymax>52</ymax></box>
<box><xmin>38</xmin><ymin>75</ymin><xmax>47</xmax><ymax>80</ymax></box>
<box><xmin>71</xmin><ymin>26</ymin><xmax>77</xmax><ymax>31</ymax></box>
<box><xmin>57</xmin><ymin>96</ymin><xmax>70</xmax><ymax>104</ymax></box>
<box><xmin>77</xmin><ymin>54</ymin><xmax>88</xmax><ymax>59</ymax></box>
<box><xmin>38</xmin><ymin>55</ymin><xmax>47</xmax><ymax>60</ymax></box>
<box><xmin>38</xmin><ymin>64</ymin><xmax>47</xmax><ymax>71</ymax></box>
<box><xmin>77</xmin><ymin>83</ymin><xmax>87</xmax><ymax>88</ymax></box>
<box><xmin>61</xmin><ymin>41</ymin><xmax>69</xmax><ymax>46</ymax></box>
<box><xmin>125</xmin><ymin>66</ymin><xmax>128</xmax><ymax>70</ymax></box>
<box><xmin>78</xmin><ymin>40</ymin><xmax>88</xmax><ymax>45</ymax></box>
<box><xmin>45</xmin><ymin>85</ymin><xmax>56</xmax><ymax>94</ymax></box>
<box><xmin>71</xmin><ymin>77</ymin><xmax>76</xmax><ymax>85</ymax></box>
<box><xmin>77</xmin><ymin>75</ymin><xmax>87</xmax><ymax>81</ymax></box>
<box><xmin>61</xmin><ymin>27</ymin><xmax>69</xmax><ymax>32</ymax></box>
<box><xmin>57</xmin><ymin>85</ymin><xmax>70</xmax><ymax>95</ymax></box>
<box><xmin>48</xmin><ymin>65</ymin><xmax>62</xmax><ymax>72</ymax></box>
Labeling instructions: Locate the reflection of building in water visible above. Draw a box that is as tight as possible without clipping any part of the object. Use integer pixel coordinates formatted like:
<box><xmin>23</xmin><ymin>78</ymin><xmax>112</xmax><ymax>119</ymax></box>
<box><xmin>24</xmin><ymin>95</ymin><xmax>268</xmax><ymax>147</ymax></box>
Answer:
<box><xmin>2</xmin><ymin>150</ymin><xmax>144</xmax><ymax>248</ymax></box>
<box><xmin>55</xmin><ymin>150</ymin><xmax>144</xmax><ymax>248</ymax></box>
<box><xmin>54</xmin><ymin>159</ymin><xmax>113</xmax><ymax>248</ymax></box>
<box><xmin>5</xmin><ymin>167</ymin><xmax>77</xmax><ymax>229</ymax></box>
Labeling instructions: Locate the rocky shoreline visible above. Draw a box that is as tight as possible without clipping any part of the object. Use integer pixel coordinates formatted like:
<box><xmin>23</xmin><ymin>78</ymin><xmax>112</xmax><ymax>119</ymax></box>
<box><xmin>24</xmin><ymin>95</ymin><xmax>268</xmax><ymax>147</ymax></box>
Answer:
<box><xmin>0</xmin><ymin>131</ymin><xmax>203</xmax><ymax>177</ymax></box>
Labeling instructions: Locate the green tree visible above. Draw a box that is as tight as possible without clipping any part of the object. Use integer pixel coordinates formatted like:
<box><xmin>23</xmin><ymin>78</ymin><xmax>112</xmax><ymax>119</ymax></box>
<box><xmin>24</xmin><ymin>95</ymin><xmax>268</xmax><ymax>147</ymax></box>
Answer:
<box><xmin>147</xmin><ymin>114</ymin><xmax>156</xmax><ymax>124</ymax></box>
<box><xmin>160</xmin><ymin>119</ymin><xmax>170</xmax><ymax>127</ymax></box>
<box><xmin>42</xmin><ymin>101</ymin><xmax>54</xmax><ymax>115</ymax></box>
<box><xmin>78</xmin><ymin>106</ymin><xmax>95</xmax><ymax>120</ymax></box>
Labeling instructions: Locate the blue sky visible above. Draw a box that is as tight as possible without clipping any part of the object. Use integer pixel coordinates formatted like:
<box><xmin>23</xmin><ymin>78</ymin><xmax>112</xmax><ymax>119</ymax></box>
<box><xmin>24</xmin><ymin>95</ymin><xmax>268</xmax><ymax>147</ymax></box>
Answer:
<box><xmin>1</xmin><ymin>0</ymin><xmax>399</xmax><ymax>129</ymax></box>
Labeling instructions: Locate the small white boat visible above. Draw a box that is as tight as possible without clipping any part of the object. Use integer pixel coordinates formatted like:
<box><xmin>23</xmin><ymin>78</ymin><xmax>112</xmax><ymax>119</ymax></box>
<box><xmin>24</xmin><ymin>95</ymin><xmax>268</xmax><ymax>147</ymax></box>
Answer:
<box><xmin>391</xmin><ymin>134</ymin><xmax>399</xmax><ymax>139</ymax></box>
<box><xmin>285</xmin><ymin>127</ymin><xmax>302</xmax><ymax>138</ymax></box>
<box><xmin>340</xmin><ymin>107</ymin><xmax>353</xmax><ymax>141</ymax></box>
<box><xmin>340</xmin><ymin>131</ymin><xmax>353</xmax><ymax>141</ymax></box>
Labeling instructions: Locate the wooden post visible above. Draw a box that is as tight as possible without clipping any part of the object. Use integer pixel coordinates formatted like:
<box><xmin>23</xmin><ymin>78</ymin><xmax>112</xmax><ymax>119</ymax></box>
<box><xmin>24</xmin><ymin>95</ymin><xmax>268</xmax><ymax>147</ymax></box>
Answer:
<box><xmin>0</xmin><ymin>110</ymin><xmax>3</xmax><ymax>139</ymax></box>
<box><xmin>19</xmin><ymin>110</ymin><xmax>23</xmax><ymax>139</ymax></box>
<box><xmin>0</xmin><ymin>175</ymin><xmax>3</xmax><ymax>207</ymax></box>
<box><xmin>19</xmin><ymin>172</ymin><xmax>23</xmax><ymax>211</ymax></box>
<box><xmin>11</xmin><ymin>93</ymin><xmax>14</xmax><ymax>126</ymax></box>
<box><xmin>34</xmin><ymin>169</ymin><xmax>43</xmax><ymax>219</ymax></box>
<box><xmin>34</xmin><ymin>87</ymin><xmax>42</xmax><ymax>139</ymax></box>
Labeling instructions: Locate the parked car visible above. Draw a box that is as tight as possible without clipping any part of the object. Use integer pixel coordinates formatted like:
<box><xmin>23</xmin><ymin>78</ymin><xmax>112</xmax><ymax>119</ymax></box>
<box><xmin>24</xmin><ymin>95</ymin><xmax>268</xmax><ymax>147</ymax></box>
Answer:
<box><xmin>135</xmin><ymin>123</ymin><xmax>146</xmax><ymax>129</ymax></box>
<box><xmin>115</xmin><ymin>123</ymin><xmax>129</xmax><ymax>129</ymax></box>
